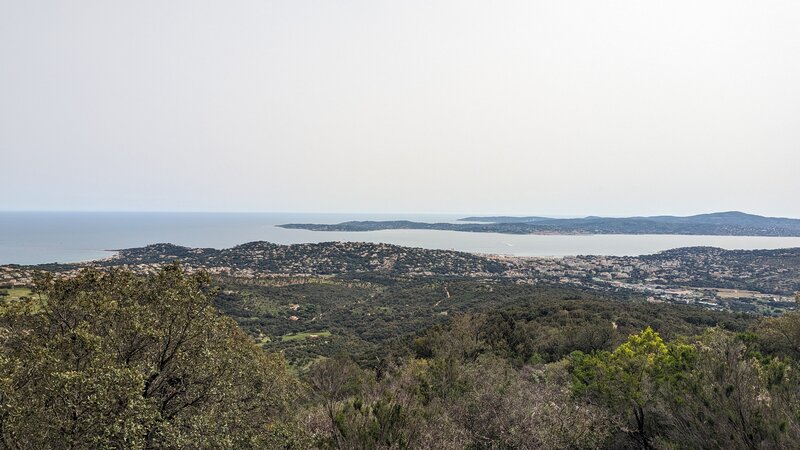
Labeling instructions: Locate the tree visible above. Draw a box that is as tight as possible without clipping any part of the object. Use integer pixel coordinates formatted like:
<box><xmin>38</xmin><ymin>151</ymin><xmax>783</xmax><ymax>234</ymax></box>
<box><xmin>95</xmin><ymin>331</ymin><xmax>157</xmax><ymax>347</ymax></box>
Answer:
<box><xmin>659</xmin><ymin>329</ymin><xmax>783</xmax><ymax>449</ymax></box>
<box><xmin>570</xmin><ymin>327</ymin><xmax>695</xmax><ymax>449</ymax></box>
<box><xmin>306</xmin><ymin>355</ymin><xmax>368</xmax><ymax>448</ymax></box>
<box><xmin>757</xmin><ymin>306</ymin><xmax>800</xmax><ymax>360</ymax></box>
<box><xmin>450</xmin><ymin>356</ymin><xmax>614</xmax><ymax>449</ymax></box>
<box><xmin>0</xmin><ymin>264</ymin><xmax>298</xmax><ymax>449</ymax></box>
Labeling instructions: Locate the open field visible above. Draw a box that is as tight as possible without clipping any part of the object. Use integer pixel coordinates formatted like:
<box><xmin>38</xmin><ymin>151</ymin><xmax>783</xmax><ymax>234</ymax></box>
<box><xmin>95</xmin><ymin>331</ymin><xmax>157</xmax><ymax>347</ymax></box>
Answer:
<box><xmin>281</xmin><ymin>330</ymin><xmax>332</xmax><ymax>342</ymax></box>
<box><xmin>0</xmin><ymin>287</ymin><xmax>37</xmax><ymax>315</ymax></box>
<box><xmin>0</xmin><ymin>287</ymin><xmax>33</xmax><ymax>301</ymax></box>
<box><xmin>714</xmin><ymin>288</ymin><xmax>765</xmax><ymax>299</ymax></box>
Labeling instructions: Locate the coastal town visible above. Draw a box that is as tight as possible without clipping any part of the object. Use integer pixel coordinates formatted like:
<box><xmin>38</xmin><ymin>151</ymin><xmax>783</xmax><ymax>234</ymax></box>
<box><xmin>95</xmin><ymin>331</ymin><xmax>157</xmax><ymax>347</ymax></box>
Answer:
<box><xmin>2</xmin><ymin>243</ymin><xmax>798</xmax><ymax>314</ymax></box>
<box><xmin>501</xmin><ymin>247</ymin><xmax>799</xmax><ymax>313</ymax></box>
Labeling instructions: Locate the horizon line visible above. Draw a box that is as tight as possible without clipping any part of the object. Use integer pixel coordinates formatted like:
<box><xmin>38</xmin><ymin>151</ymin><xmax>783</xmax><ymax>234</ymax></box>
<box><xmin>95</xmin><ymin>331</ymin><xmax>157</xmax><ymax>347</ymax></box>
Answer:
<box><xmin>0</xmin><ymin>209</ymin><xmax>798</xmax><ymax>220</ymax></box>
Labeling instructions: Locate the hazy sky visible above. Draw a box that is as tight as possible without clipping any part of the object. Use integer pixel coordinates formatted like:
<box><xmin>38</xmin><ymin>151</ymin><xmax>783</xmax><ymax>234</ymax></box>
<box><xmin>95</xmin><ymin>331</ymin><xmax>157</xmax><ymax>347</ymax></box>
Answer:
<box><xmin>1</xmin><ymin>1</ymin><xmax>798</xmax><ymax>216</ymax></box>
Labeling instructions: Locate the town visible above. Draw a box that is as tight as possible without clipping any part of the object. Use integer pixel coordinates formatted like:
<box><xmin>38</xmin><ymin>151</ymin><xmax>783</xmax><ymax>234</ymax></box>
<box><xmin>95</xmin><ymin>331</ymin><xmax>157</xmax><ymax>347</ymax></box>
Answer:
<box><xmin>3</xmin><ymin>242</ymin><xmax>797</xmax><ymax>315</ymax></box>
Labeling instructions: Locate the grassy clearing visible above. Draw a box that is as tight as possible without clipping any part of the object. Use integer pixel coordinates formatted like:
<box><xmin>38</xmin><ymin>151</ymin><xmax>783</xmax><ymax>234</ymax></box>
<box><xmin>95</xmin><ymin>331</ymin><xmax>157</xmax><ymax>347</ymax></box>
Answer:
<box><xmin>0</xmin><ymin>287</ymin><xmax>38</xmax><ymax>315</ymax></box>
<box><xmin>714</xmin><ymin>288</ymin><xmax>762</xmax><ymax>299</ymax></box>
<box><xmin>281</xmin><ymin>330</ymin><xmax>332</xmax><ymax>342</ymax></box>
<box><xmin>254</xmin><ymin>334</ymin><xmax>272</xmax><ymax>346</ymax></box>
<box><xmin>2</xmin><ymin>287</ymin><xmax>33</xmax><ymax>300</ymax></box>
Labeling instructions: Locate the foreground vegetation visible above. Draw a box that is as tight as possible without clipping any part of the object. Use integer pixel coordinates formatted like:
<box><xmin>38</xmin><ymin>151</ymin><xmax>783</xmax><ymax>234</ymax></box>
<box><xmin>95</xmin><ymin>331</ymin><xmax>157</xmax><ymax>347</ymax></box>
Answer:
<box><xmin>0</xmin><ymin>266</ymin><xmax>298</xmax><ymax>448</ymax></box>
<box><xmin>1</xmin><ymin>265</ymin><xmax>798</xmax><ymax>448</ymax></box>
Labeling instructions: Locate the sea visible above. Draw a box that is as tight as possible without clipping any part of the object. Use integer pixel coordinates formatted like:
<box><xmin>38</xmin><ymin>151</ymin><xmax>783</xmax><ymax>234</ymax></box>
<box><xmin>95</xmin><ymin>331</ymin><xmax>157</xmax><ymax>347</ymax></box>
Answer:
<box><xmin>2</xmin><ymin>211</ymin><xmax>800</xmax><ymax>265</ymax></box>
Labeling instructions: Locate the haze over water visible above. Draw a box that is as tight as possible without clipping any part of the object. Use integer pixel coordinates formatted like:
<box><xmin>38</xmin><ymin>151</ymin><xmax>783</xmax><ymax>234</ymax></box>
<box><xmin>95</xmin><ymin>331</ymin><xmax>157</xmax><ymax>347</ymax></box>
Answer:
<box><xmin>3</xmin><ymin>212</ymin><xmax>800</xmax><ymax>265</ymax></box>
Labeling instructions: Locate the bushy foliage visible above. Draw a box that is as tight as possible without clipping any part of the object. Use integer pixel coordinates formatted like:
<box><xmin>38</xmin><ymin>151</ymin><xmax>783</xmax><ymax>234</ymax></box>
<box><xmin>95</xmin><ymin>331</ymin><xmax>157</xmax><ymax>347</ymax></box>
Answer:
<box><xmin>294</xmin><ymin>310</ymin><xmax>800</xmax><ymax>449</ymax></box>
<box><xmin>0</xmin><ymin>265</ymin><xmax>298</xmax><ymax>449</ymax></box>
<box><xmin>1</xmin><ymin>267</ymin><xmax>798</xmax><ymax>448</ymax></box>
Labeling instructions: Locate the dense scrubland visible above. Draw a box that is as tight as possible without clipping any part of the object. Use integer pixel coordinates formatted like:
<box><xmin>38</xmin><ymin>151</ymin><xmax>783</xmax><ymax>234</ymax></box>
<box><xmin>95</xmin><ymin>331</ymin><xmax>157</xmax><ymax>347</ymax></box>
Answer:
<box><xmin>214</xmin><ymin>275</ymin><xmax>754</xmax><ymax>368</ymax></box>
<box><xmin>1</xmin><ymin>265</ymin><xmax>799</xmax><ymax>449</ymax></box>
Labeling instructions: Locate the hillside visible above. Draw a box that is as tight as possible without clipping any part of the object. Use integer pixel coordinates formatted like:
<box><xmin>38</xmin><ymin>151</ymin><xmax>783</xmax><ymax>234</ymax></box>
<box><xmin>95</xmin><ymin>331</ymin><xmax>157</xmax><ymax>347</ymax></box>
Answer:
<box><xmin>4</xmin><ymin>263</ymin><xmax>797</xmax><ymax>449</ymax></box>
<box><xmin>78</xmin><ymin>241</ymin><xmax>507</xmax><ymax>277</ymax></box>
<box><xmin>215</xmin><ymin>276</ymin><xmax>756</xmax><ymax>368</ymax></box>
<box><xmin>1</xmin><ymin>241</ymin><xmax>794</xmax><ymax>318</ymax></box>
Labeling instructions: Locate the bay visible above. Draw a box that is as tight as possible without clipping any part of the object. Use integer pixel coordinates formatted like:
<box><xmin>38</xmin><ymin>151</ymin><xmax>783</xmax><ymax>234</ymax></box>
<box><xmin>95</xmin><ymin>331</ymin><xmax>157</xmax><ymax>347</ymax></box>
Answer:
<box><xmin>2</xmin><ymin>211</ymin><xmax>800</xmax><ymax>265</ymax></box>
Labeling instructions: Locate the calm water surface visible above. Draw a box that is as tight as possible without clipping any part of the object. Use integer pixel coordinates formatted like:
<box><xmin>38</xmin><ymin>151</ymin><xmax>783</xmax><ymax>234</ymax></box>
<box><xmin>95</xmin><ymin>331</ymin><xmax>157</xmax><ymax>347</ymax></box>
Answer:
<box><xmin>2</xmin><ymin>212</ymin><xmax>800</xmax><ymax>265</ymax></box>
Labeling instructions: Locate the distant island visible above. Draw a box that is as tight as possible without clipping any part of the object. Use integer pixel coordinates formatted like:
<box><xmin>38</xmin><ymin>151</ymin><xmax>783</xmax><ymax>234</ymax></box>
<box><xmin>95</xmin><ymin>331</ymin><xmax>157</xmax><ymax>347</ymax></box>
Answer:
<box><xmin>279</xmin><ymin>211</ymin><xmax>800</xmax><ymax>237</ymax></box>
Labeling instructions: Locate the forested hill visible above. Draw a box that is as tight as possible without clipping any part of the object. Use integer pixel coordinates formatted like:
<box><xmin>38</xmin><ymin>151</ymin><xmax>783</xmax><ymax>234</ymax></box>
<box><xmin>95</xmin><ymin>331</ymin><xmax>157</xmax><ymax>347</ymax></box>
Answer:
<box><xmin>18</xmin><ymin>242</ymin><xmax>800</xmax><ymax>300</ymax></box>
<box><xmin>83</xmin><ymin>241</ymin><xmax>508</xmax><ymax>276</ymax></box>
<box><xmin>5</xmin><ymin>242</ymin><xmax>796</xmax><ymax>315</ymax></box>
<box><xmin>281</xmin><ymin>211</ymin><xmax>800</xmax><ymax>236</ymax></box>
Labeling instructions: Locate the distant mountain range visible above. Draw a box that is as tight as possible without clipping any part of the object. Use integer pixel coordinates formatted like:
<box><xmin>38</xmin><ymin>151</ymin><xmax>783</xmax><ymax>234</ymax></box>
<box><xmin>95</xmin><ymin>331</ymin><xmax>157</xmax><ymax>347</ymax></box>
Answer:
<box><xmin>280</xmin><ymin>211</ymin><xmax>800</xmax><ymax>237</ymax></box>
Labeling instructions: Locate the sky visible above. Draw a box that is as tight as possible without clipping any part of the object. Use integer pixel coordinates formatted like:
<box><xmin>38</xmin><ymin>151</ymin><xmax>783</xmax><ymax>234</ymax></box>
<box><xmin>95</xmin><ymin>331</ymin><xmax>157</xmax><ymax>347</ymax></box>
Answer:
<box><xmin>1</xmin><ymin>1</ymin><xmax>799</xmax><ymax>217</ymax></box>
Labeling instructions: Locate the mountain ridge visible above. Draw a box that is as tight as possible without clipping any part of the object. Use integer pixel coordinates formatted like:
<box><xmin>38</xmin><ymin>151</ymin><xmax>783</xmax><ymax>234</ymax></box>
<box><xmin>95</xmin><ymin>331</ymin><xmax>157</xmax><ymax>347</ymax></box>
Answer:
<box><xmin>280</xmin><ymin>211</ymin><xmax>800</xmax><ymax>236</ymax></box>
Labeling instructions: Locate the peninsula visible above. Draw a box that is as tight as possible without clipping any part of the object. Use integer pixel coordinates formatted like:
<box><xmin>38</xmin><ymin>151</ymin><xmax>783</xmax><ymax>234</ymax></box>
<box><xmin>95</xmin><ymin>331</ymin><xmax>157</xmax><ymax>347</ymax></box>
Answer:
<box><xmin>279</xmin><ymin>211</ymin><xmax>800</xmax><ymax>237</ymax></box>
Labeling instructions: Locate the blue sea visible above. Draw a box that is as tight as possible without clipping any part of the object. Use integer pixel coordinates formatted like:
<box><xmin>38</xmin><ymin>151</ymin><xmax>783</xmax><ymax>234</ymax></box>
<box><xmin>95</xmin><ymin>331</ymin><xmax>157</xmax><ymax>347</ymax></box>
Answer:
<box><xmin>2</xmin><ymin>211</ymin><xmax>800</xmax><ymax>265</ymax></box>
